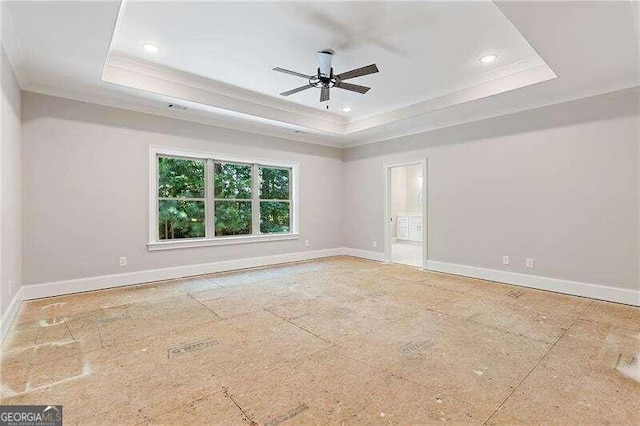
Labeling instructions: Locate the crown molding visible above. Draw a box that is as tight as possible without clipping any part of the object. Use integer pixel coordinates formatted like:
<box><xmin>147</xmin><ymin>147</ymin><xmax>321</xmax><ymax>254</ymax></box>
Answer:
<box><xmin>103</xmin><ymin>53</ymin><xmax>348</xmax><ymax>135</ymax></box>
<box><xmin>342</xmin><ymin>84</ymin><xmax>640</xmax><ymax>150</ymax></box>
<box><xmin>1</xmin><ymin>2</ymin><xmax>29</xmax><ymax>88</ymax></box>
<box><xmin>108</xmin><ymin>55</ymin><xmax>347</xmax><ymax>126</ymax></box>
<box><xmin>25</xmin><ymin>82</ymin><xmax>346</xmax><ymax>149</ymax></box>
<box><xmin>346</xmin><ymin>61</ymin><xmax>557</xmax><ymax>134</ymax></box>
<box><xmin>103</xmin><ymin>52</ymin><xmax>558</xmax><ymax>140</ymax></box>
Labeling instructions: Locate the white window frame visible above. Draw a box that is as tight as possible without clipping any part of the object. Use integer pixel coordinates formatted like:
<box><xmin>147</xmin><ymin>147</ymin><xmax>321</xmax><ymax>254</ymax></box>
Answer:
<box><xmin>148</xmin><ymin>145</ymin><xmax>299</xmax><ymax>251</ymax></box>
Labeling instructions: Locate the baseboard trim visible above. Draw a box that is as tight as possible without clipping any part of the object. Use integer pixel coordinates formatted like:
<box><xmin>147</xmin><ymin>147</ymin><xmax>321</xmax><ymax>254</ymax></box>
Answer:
<box><xmin>21</xmin><ymin>248</ymin><xmax>343</xmax><ymax>301</ymax></box>
<box><xmin>17</xmin><ymin>247</ymin><xmax>640</xmax><ymax>309</ymax></box>
<box><xmin>338</xmin><ymin>248</ymin><xmax>638</xmax><ymax>306</ymax></box>
<box><xmin>1</xmin><ymin>287</ymin><xmax>23</xmax><ymax>344</ymax></box>
<box><xmin>342</xmin><ymin>248</ymin><xmax>385</xmax><ymax>262</ymax></box>
<box><xmin>426</xmin><ymin>260</ymin><xmax>639</xmax><ymax>307</ymax></box>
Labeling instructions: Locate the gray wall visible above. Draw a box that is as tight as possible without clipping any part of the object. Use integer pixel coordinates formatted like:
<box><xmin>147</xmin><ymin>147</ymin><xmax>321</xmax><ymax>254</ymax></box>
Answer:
<box><xmin>22</xmin><ymin>92</ymin><xmax>344</xmax><ymax>285</ymax></box>
<box><xmin>1</xmin><ymin>47</ymin><xmax>23</xmax><ymax>315</ymax></box>
<box><xmin>343</xmin><ymin>88</ymin><xmax>640</xmax><ymax>291</ymax></box>
<box><xmin>20</xmin><ymin>87</ymin><xmax>640</xmax><ymax>294</ymax></box>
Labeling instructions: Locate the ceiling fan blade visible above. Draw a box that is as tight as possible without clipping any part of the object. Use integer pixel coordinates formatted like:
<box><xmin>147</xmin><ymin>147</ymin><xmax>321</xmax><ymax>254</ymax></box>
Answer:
<box><xmin>273</xmin><ymin>67</ymin><xmax>312</xmax><ymax>79</ymax></box>
<box><xmin>336</xmin><ymin>82</ymin><xmax>370</xmax><ymax>94</ymax></box>
<box><xmin>280</xmin><ymin>84</ymin><xmax>313</xmax><ymax>96</ymax></box>
<box><xmin>337</xmin><ymin>64</ymin><xmax>379</xmax><ymax>81</ymax></box>
<box><xmin>320</xmin><ymin>87</ymin><xmax>330</xmax><ymax>102</ymax></box>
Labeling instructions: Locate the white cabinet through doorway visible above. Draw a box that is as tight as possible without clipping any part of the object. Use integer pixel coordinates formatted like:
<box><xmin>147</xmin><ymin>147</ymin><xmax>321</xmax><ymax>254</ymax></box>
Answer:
<box><xmin>397</xmin><ymin>214</ymin><xmax>422</xmax><ymax>242</ymax></box>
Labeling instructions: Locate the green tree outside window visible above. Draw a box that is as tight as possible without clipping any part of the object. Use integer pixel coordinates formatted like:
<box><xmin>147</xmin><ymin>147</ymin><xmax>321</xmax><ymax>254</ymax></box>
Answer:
<box><xmin>260</xmin><ymin>167</ymin><xmax>290</xmax><ymax>234</ymax></box>
<box><xmin>157</xmin><ymin>156</ymin><xmax>293</xmax><ymax>240</ymax></box>
<box><xmin>214</xmin><ymin>163</ymin><xmax>252</xmax><ymax>236</ymax></box>
<box><xmin>158</xmin><ymin>157</ymin><xmax>205</xmax><ymax>240</ymax></box>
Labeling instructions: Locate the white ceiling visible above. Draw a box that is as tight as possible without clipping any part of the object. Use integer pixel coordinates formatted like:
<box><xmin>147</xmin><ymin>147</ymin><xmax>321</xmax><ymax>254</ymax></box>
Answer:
<box><xmin>112</xmin><ymin>1</ymin><xmax>545</xmax><ymax>118</ymax></box>
<box><xmin>3</xmin><ymin>1</ymin><xmax>639</xmax><ymax>148</ymax></box>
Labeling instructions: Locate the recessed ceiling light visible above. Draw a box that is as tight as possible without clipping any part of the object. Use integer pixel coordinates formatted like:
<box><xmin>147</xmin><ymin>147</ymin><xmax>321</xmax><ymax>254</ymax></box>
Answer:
<box><xmin>479</xmin><ymin>54</ymin><xmax>498</xmax><ymax>64</ymax></box>
<box><xmin>142</xmin><ymin>43</ymin><xmax>161</xmax><ymax>53</ymax></box>
<box><xmin>342</xmin><ymin>106</ymin><xmax>352</xmax><ymax>112</ymax></box>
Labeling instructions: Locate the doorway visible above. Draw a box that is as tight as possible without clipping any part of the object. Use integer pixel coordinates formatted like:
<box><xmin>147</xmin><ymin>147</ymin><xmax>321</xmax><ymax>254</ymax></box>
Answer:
<box><xmin>383</xmin><ymin>159</ymin><xmax>427</xmax><ymax>268</ymax></box>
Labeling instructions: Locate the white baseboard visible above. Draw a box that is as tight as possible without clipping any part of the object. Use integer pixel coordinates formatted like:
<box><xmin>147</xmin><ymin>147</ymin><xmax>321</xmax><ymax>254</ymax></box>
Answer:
<box><xmin>342</xmin><ymin>248</ymin><xmax>385</xmax><ymax>262</ymax></box>
<box><xmin>1</xmin><ymin>287</ymin><xmax>23</xmax><ymax>344</ymax></box>
<box><xmin>14</xmin><ymin>246</ymin><xmax>640</xmax><ymax>319</ymax></box>
<box><xmin>426</xmin><ymin>260</ymin><xmax>639</xmax><ymax>307</ymax></box>
<box><xmin>21</xmin><ymin>248</ymin><xmax>343</xmax><ymax>301</ymax></box>
<box><xmin>337</xmin><ymin>248</ymin><xmax>638</xmax><ymax>306</ymax></box>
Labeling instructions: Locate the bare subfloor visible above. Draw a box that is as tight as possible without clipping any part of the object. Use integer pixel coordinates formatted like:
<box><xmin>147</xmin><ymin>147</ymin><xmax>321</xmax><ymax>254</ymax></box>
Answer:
<box><xmin>1</xmin><ymin>257</ymin><xmax>639</xmax><ymax>424</ymax></box>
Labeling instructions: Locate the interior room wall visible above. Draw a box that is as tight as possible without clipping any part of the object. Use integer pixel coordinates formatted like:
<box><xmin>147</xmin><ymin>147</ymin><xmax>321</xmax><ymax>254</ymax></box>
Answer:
<box><xmin>0</xmin><ymin>46</ymin><xmax>23</xmax><ymax>316</ymax></box>
<box><xmin>21</xmin><ymin>92</ymin><xmax>344</xmax><ymax>286</ymax></box>
<box><xmin>17</xmin><ymin>85</ymin><xmax>640</xmax><ymax>303</ymax></box>
<box><xmin>343</xmin><ymin>88</ymin><xmax>640</xmax><ymax>294</ymax></box>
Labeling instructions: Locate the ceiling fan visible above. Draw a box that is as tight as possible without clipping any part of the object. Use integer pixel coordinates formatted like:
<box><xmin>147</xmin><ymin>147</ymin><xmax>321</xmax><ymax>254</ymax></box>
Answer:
<box><xmin>273</xmin><ymin>50</ymin><xmax>379</xmax><ymax>103</ymax></box>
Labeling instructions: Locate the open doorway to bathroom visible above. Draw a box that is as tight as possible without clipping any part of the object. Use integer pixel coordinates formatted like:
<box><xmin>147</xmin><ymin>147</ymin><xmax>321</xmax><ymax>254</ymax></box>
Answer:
<box><xmin>383</xmin><ymin>160</ymin><xmax>427</xmax><ymax>268</ymax></box>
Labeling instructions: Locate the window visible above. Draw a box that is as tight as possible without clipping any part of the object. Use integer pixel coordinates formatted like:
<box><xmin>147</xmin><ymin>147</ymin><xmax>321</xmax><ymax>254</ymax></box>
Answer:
<box><xmin>158</xmin><ymin>157</ymin><xmax>206</xmax><ymax>240</ymax></box>
<box><xmin>214</xmin><ymin>162</ymin><xmax>253</xmax><ymax>236</ymax></box>
<box><xmin>150</xmin><ymin>147</ymin><xmax>298</xmax><ymax>250</ymax></box>
<box><xmin>259</xmin><ymin>167</ymin><xmax>291</xmax><ymax>234</ymax></box>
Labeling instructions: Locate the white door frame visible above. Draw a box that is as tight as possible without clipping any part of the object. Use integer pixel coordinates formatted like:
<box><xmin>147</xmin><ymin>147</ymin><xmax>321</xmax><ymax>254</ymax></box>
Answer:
<box><xmin>382</xmin><ymin>157</ymin><xmax>428</xmax><ymax>269</ymax></box>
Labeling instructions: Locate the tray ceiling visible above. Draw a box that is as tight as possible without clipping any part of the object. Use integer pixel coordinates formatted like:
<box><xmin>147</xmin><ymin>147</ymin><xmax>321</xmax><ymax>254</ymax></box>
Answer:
<box><xmin>3</xmin><ymin>1</ymin><xmax>638</xmax><ymax>147</ymax></box>
<box><xmin>109</xmin><ymin>1</ymin><xmax>549</xmax><ymax>119</ymax></box>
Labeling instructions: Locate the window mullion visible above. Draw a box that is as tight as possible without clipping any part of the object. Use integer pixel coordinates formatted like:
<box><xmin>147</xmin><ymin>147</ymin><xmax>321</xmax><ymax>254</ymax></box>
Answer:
<box><xmin>206</xmin><ymin>158</ymin><xmax>215</xmax><ymax>239</ymax></box>
<box><xmin>252</xmin><ymin>164</ymin><xmax>260</xmax><ymax>235</ymax></box>
<box><xmin>159</xmin><ymin>197</ymin><xmax>206</xmax><ymax>202</ymax></box>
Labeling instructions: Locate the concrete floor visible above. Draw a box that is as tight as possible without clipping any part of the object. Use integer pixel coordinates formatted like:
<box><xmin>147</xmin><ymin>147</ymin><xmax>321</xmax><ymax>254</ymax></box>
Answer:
<box><xmin>1</xmin><ymin>256</ymin><xmax>638</xmax><ymax>424</ymax></box>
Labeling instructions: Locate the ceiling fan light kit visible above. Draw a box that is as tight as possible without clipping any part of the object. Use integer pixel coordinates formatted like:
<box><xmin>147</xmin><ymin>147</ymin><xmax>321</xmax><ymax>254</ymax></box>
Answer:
<box><xmin>274</xmin><ymin>50</ymin><xmax>379</xmax><ymax>103</ymax></box>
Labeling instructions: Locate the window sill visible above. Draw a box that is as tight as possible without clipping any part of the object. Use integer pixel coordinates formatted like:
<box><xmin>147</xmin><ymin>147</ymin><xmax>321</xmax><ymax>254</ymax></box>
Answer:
<box><xmin>147</xmin><ymin>233</ymin><xmax>300</xmax><ymax>251</ymax></box>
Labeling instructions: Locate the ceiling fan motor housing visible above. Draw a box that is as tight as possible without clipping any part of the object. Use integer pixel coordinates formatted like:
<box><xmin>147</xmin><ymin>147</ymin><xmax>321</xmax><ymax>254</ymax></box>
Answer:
<box><xmin>317</xmin><ymin>50</ymin><xmax>333</xmax><ymax>77</ymax></box>
<box><xmin>310</xmin><ymin>70</ymin><xmax>339</xmax><ymax>89</ymax></box>
<box><xmin>312</xmin><ymin>50</ymin><xmax>338</xmax><ymax>88</ymax></box>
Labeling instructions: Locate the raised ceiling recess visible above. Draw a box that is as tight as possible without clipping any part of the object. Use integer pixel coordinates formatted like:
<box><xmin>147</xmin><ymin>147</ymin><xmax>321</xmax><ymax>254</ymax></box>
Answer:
<box><xmin>103</xmin><ymin>1</ymin><xmax>556</xmax><ymax>140</ymax></box>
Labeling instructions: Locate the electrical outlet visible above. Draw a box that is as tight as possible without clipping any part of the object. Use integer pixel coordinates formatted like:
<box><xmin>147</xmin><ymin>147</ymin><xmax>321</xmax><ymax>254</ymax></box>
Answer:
<box><xmin>304</xmin><ymin>240</ymin><xmax>310</xmax><ymax>247</ymax></box>
<box><xmin>526</xmin><ymin>258</ymin><xmax>534</xmax><ymax>268</ymax></box>
<box><xmin>118</xmin><ymin>256</ymin><xmax>127</xmax><ymax>267</ymax></box>
<box><xmin>502</xmin><ymin>256</ymin><xmax>510</xmax><ymax>265</ymax></box>
<box><xmin>372</xmin><ymin>239</ymin><xmax>377</xmax><ymax>248</ymax></box>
